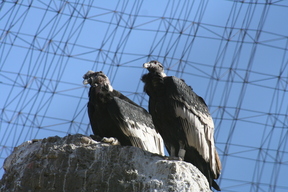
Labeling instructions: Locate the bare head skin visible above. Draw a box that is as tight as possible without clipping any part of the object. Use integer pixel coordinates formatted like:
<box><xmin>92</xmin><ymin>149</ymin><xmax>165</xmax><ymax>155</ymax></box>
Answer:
<box><xmin>83</xmin><ymin>71</ymin><xmax>113</xmax><ymax>92</ymax></box>
<box><xmin>143</xmin><ymin>60</ymin><xmax>166</xmax><ymax>77</ymax></box>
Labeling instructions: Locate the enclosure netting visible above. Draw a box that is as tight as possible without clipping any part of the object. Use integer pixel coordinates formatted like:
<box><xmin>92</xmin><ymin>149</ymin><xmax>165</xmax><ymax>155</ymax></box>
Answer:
<box><xmin>1</xmin><ymin>1</ymin><xmax>287</xmax><ymax>191</ymax></box>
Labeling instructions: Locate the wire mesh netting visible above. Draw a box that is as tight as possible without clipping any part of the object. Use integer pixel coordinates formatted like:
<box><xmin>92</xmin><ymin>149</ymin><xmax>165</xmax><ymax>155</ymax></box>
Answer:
<box><xmin>1</xmin><ymin>1</ymin><xmax>287</xmax><ymax>191</ymax></box>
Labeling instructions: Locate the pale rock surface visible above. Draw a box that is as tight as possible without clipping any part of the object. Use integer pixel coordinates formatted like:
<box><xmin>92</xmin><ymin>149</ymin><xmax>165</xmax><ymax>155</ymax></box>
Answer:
<box><xmin>0</xmin><ymin>134</ymin><xmax>211</xmax><ymax>192</ymax></box>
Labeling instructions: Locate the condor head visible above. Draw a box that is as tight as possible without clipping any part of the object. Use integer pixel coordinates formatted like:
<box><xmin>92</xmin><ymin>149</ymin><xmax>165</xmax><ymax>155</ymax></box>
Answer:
<box><xmin>143</xmin><ymin>60</ymin><xmax>166</xmax><ymax>77</ymax></box>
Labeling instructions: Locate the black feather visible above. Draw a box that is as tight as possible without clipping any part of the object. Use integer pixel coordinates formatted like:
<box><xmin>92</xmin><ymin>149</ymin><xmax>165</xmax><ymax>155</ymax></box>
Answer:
<box><xmin>84</xmin><ymin>71</ymin><xmax>164</xmax><ymax>155</ymax></box>
<box><xmin>142</xmin><ymin>61</ymin><xmax>221</xmax><ymax>191</ymax></box>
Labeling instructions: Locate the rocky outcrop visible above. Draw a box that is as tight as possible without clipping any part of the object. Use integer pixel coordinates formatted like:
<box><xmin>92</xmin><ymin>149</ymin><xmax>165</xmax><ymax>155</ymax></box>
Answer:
<box><xmin>0</xmin><ymin>134</ymin><xmax>211</xmax><ymax>192</ymax></box>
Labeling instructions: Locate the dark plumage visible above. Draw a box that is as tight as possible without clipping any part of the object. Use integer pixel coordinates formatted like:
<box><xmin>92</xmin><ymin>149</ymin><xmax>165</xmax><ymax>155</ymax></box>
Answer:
<box><xmin>83</xmin><ymin>70</ymin><xmax>164</xmax><ymax>156</ymax></box>
<box><xmin>141</xmin><ymin>61</ymin><xmax>222</xmax><ymax>191</ymax></box>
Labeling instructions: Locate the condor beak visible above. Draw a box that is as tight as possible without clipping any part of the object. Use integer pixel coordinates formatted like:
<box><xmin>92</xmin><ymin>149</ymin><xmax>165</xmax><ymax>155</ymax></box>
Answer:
<box><xmin>143</xmin><ymin>62</ymin><xmax>150</xmax><ymax>68</ymax></box>
<box><xmin>83</xmin><ymin>79</ymin><xmax>89</xmax><ymax>85</ymax></box>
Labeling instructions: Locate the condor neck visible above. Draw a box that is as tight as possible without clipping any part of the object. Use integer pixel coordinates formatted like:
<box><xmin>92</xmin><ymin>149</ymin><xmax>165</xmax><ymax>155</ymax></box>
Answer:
<box><xmin>95</xmin><ymin>83</ymin><xmax>113</xmax><ymax>94</ymax></box>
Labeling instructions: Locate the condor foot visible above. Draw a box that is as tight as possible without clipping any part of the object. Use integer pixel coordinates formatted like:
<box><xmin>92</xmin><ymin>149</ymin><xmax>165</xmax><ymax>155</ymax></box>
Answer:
<box><xmin>101</xmin><ymin>137</ymin><xmax>120</xmax><ymax>145</ymax></box>
<box><xmin>164</xmin><ymin>156</ymin><xmax>183</xmax><ymax>161</ymax></box>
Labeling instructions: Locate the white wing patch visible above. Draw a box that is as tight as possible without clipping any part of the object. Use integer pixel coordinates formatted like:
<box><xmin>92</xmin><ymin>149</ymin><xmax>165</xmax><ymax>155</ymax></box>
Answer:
<box><xmin>174</xmin><ymin>101</ymin><xmax>217</xmax><ymax>175</ymax></box>
<box><xmin>121</xmin><ymin>118</ymin><xmax>165</xmax><ymax>156</ymax></box>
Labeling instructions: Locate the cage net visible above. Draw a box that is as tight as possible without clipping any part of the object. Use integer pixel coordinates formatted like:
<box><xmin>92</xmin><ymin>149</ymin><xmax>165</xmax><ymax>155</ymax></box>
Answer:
<box><xmin>0</xmin><ymin>1</ymin><xmax>287</xmax><ymax>191</ymax></box>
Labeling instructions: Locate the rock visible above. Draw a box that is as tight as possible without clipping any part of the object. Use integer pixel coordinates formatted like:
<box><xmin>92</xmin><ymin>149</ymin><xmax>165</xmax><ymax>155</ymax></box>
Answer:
<box><xmin>0</xmin><ymin>134</ymin><xmax>211</xmax><ymax>192</ymax></box>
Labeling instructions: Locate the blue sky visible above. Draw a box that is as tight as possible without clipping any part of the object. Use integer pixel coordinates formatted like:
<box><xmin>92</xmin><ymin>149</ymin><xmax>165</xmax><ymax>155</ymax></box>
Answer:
<box><xmin>1</xmin><ymin>1</ymin><xmax>288</xmax><ymax>191</ymax></box>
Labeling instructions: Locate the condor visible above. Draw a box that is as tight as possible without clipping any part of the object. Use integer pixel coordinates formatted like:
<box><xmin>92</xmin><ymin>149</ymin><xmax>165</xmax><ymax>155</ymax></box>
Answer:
<box><xmin>83</xmin><ymin>70</ymin><xmax>164</xmax><ymax>156</ymax></box>
<box><xmin>141</xmin><ymin>61</ymin><xmax>221</xmax><ymax>191</ymax></box>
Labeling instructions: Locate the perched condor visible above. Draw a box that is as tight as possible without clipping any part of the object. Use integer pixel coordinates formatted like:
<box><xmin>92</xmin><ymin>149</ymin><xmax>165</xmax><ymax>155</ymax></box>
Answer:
<box><xmin>141</xmin><ymin>61</ymin><xmax>222</xmax><ymax>191</ymax></box>
<box><xmin>83</xmin><ymin>70</ymin><xmax>164</xmax><ymax>156</ymax></box>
